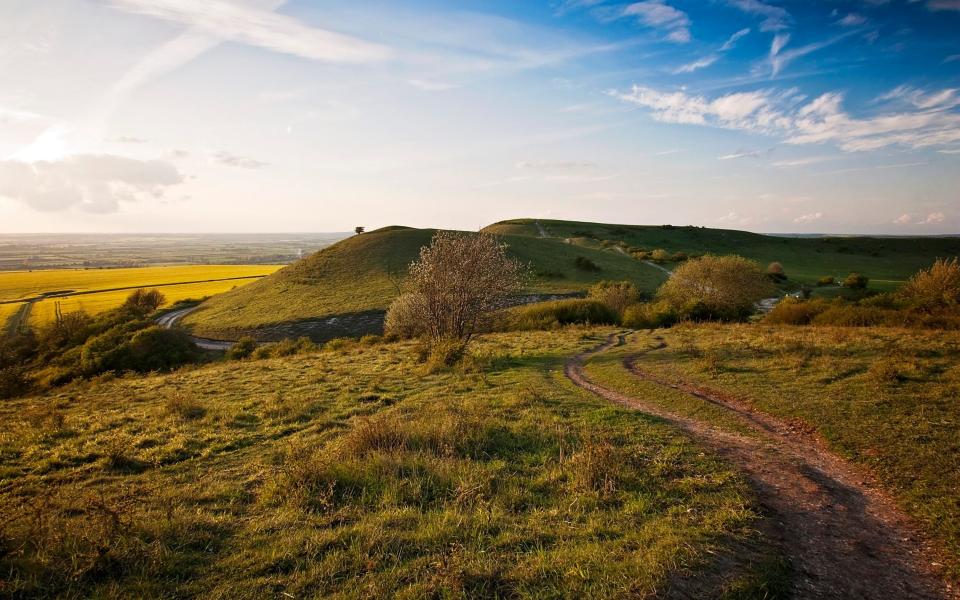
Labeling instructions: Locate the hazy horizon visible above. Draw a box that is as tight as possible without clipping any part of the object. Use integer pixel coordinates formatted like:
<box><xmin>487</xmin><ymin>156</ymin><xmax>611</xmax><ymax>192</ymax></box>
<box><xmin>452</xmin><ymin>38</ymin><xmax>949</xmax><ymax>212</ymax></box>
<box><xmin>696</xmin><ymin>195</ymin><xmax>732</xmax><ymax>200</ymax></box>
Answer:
<box><xmin>2</xmin><ymin>0</ymin><xmax>959</xmax><ymax>235</ymax></box>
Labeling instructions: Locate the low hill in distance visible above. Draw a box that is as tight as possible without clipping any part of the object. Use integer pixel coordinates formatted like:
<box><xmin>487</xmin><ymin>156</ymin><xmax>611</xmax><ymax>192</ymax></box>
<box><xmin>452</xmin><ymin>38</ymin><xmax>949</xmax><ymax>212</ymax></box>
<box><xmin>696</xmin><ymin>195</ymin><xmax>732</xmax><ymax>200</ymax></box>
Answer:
<box><xmin>182</xmin><ymin>219</ymin><xmax>960</xmax><ymax>340</ymax></box>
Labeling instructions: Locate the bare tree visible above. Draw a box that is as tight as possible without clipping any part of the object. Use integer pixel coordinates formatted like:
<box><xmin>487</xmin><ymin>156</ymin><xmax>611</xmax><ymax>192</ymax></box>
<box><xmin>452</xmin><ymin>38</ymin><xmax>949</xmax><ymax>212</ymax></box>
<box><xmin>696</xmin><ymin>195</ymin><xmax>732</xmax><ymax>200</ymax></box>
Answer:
<box><xmin>385</xmin><ymin>232</ymin><xmax>527</xmax><ymax>346</ymax></box>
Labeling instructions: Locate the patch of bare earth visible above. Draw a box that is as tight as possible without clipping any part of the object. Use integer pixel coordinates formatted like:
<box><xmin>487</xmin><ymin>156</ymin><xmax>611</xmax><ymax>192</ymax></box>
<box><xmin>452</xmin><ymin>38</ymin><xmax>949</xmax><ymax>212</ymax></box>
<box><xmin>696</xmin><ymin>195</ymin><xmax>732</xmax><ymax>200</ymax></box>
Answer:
<box><xmin>566</xmin><ymin>333</ymin><xmax>958</xmax><ymax>600</ymax></box>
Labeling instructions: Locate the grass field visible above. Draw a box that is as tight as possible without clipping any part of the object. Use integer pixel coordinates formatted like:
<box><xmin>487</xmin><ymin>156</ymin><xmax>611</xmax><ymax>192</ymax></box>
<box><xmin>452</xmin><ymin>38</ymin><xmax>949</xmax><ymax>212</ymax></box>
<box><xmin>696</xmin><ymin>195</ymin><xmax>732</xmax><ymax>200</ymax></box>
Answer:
<box><xmin>182</xmin><ymin>227</ymin><xmax>667</xmax><ymax>338</ymax></box>
<box><xmin>0</xmin><ymin>329</ymin><xmax>786</xmax><ymax>598</ymax></box>
<box><xmin>583</xmin><ymin>324</ymin><xmax>960</xmax><ymax>578</ymax></box>
<box><xmin>487</xmin><ymin>219</ymin><xmax>960</xmax><ymax>291</ymax></box>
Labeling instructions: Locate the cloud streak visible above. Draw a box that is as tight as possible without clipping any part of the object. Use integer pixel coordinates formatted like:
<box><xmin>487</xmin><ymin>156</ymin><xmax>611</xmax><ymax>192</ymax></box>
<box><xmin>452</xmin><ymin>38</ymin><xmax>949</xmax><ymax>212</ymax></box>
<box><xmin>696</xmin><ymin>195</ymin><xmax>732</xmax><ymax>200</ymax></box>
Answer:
<box><xmin>610</xmin><ymin>84</ymin><xmax>960</xmax><ymax>151</ymax></box>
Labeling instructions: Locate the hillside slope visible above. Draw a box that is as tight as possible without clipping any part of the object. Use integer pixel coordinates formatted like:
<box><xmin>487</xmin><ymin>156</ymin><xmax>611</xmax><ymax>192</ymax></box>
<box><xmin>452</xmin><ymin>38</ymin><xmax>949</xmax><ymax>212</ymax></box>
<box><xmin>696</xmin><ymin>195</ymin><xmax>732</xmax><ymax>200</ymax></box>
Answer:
<box><xmin>488</xmin><ymin>219</ymin><xmax>960</xmax><ymax>290</ymax></box>
<box><xmin>182</xmin><ymin>226</ymin><xmax>666</xmax><ymax>338</ymax></box>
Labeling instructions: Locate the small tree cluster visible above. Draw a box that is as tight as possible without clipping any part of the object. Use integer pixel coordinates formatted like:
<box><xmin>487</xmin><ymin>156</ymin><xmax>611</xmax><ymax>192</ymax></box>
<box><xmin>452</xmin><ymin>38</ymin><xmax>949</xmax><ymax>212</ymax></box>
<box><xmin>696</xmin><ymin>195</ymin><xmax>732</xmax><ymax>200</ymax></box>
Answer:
<box><xmin>588</xmin><ymin>280</ymin><xmax>640</xmax><ymax>316</ymax></box>
<box><xmin>766</xmin><ymin>262</ymin><xmax>787</xmax><ymax>283</ymax></box>
<box><xmin>843</xmin><ymin>272</ymin><xmax>869</xmax><ymax>290</ymax></box>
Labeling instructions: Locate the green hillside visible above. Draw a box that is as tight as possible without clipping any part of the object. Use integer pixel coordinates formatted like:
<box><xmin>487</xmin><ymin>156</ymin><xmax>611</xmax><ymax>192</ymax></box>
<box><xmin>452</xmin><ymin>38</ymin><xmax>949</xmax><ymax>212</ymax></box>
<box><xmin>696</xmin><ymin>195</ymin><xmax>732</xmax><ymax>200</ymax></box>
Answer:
<box><xmin>489</xmin><ymin>219</ymin><xmax>960</xmax><ymax>291</ymax></box>
<box><xmin>182</xmin><ymin>226</ymin><xmax>667</xmax><ymax>338</ymax></box>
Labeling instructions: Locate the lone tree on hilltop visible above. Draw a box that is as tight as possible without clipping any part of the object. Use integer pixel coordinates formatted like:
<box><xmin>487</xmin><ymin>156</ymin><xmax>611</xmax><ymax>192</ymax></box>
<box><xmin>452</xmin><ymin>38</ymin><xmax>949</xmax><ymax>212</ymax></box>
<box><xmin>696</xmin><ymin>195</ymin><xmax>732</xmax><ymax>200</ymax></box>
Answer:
<box><xmin>354</xmin><ymin>226</ymin><xmax>365</xmax><ymax>235</ymax></box>
<box><xmin>657</xmin><ymin>255</ymin><xmax>774</xmax><ymax>321</ymax></box>
<box><xmin>385</xmin><ymin>231</ymin><xmax>527</xmax><ymax>358</ymax></box>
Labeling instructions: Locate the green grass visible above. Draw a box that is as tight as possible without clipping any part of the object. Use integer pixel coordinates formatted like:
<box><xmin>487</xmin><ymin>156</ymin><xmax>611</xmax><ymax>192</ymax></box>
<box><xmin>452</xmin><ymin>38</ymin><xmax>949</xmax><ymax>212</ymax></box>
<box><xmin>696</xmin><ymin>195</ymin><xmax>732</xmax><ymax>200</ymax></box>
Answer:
<box><xmin>183</xmin><ymin>227</ymin><xmax>666</xmax><ymax>338</ymax></box>
<box><xmin>488</xmin><ymin>218</ymin><xmax>960</xmax><ymax>291</ymax></box>
<box><xmin>0</xmin><ymin>329</ymin><xmax>783</xmax><ymax>598</ymax></box>
<box><xmin>584</xmin><ymin>323</ymin><xmax>960</xmax><ymax>579</ymax></box>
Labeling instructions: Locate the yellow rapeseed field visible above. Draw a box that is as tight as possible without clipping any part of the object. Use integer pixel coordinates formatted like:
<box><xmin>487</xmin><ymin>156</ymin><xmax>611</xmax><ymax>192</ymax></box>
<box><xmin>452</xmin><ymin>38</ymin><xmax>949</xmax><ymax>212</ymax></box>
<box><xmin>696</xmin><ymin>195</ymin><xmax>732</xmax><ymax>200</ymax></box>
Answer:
<box><xmin>0</xmin><ymin>302</ymin><xmax>23</xmax><ymax>332</ymax></box>
<box><xmin>0</xmin><ymin>265</ymin><xmax>282</xmax><ymax>327</ymax></box>
<box><xmin>0</xmin><ymin>265</ymin><xmax>280</xmax><ymax>302</ymax></box>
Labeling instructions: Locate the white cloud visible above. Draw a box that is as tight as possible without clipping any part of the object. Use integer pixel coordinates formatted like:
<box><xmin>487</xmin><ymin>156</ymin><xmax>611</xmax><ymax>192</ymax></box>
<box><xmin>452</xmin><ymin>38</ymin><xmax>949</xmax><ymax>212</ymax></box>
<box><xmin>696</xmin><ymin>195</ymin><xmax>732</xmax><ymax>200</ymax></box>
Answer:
<box><xmin>718</xmin><ymin>149</ymin><xmax>763</xmax><ymax>160</ymax></box>
<box><xmin>928</xmin><ymin>0</ymin><xmax>960</xmax><ymax>11</ymax></box>
<box><xmin>516</xmin><ymin>160</ymin><xmax>598</xmax><ymax>171</ymax></box>
<box><xmin>726</xmin><ymin>0</ymin><xmax>791</xmax><ymax>31</ymax></box>
<box><xmin>770</xmin><ymin>33</ymin><xmax>790</xmax><ymax>57</ymax></box>
<box><xmin>105</xmin><ymin>0</ymin><xmax>391</xmax><ymax>63</ymax></box>
<box><xmin>767</xmin><ymin>32</ymin><xmax>853</xmax><ymax>76</ymax></box>
<box><xmin>610</xmin><ymin>84</ymin><xmax>960</xmax><ymax>152</ymax></box>
<box><xmin>876</xmin><ymin>85</ymin><xmax>959</xmax><ymax>110</ymax></box>
<box><xmin>772</xmin><ymin>156</ymin><xmax>833</xmax><ymax>167</ymax></box>
<box><xmin>211</xmin><ymin>151</ymin><xmax>268</xmax><ymax>169</ymax></box>
<box><xmin>407</xmin><ymin>79</ymin><xmax>458</xmax><ymax>92</ymax></box>
<box><xmin>0</xmin><ymin>154</ymin><xmax>183</xmax><ymax>213</ymax></box>
<box><xmin>719</xmin><ymin>28</ymin><xmax>751</xmax><ymax>51</ymax></box>
<box><xmin>837</xmin><ymin>13</ymin><xmax>867</xmax><ymax>27</ymax></box>
<box><xmin>0</xmin><ymin>107</ymin><xmax>46</xmax><ymax>123</ymax></box>
<box><xmin>893</xmin><ymin>214</ymin><xmax>912</xmax><ymax>225</ymax></box>
<box><xmin>621</xmin><ymin>1</ymin><xmax>691</xmax><ymax>43</ymax></box>
<box><xmin>793</xmin><ymin>211</ymin><xmax>823</xmax><ymax>224</ymax></box>
<box><xmin>923</xmin><ymin>212</ymin><xmax>946</xmax><ymax>224</ymax></box>
<box><xmin>672</xmin><ymin>55</ymin><xmax>719</xmax><ymax>74</ymax></box>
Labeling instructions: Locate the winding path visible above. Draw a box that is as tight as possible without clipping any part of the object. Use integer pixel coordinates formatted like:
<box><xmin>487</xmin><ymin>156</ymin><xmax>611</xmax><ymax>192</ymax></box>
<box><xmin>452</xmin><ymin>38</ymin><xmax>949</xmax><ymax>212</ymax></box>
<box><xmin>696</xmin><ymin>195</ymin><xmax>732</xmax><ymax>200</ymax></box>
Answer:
<box><xmin>565</xmin><ymin>333</ymin><xmax>956</xmax><ymax>599</ymax></box>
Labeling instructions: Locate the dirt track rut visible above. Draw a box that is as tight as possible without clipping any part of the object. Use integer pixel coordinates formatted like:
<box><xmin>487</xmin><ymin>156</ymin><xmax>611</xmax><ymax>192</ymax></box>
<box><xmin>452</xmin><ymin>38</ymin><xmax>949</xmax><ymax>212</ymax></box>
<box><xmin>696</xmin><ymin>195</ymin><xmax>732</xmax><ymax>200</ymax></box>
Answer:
<box><xmin>565</xmin><ymin>332</ymin><xmax>957</xmax><ymax>599</ymax></box>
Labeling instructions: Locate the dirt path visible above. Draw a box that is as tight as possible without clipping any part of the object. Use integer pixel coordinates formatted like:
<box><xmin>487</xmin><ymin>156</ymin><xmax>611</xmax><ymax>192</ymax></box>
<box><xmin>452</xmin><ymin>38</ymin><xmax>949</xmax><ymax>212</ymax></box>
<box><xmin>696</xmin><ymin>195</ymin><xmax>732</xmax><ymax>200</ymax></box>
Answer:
<box><xmin>566</xmin><ymin>333</ymin><xmax>957</xmax><ymax>600</ymax></box>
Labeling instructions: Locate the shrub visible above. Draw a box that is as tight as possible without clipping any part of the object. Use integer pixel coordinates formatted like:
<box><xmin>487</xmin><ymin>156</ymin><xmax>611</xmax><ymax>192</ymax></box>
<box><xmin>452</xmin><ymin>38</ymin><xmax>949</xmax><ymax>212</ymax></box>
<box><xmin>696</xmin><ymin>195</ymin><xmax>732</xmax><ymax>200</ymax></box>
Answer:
<box><xmin>227</xmin><ymin>336</ymin><xmax>257</xmax><ymax>360</ymax></box>
<box><xmin>123</xmin><ymin>289</ymin><xmax>166</xmax><ymax>316</ymax></box>
<box><xmin>897</xmin><ymin>257</ymin><xmax>960</xmax><ymax>312</ymax></box>
<box><xmin>588</xmin><ymin>280</ymin><xmax>639</xmax><ymax>315</ymax></box>
<box><xmin>423</xmin><ymin>338</ymin><xmax>468</xmax><ymax>372</ymax></box>
<box><xmin>501</xmin><ymin>299</ymin><xmax>619</xmax><ymax>331</ymax></box>
<box><xmin>622</xmin><ymin>301</ymin><xmax>677</xmax><ymax>329</ymax></box>
<box><xmin>165</xmin><ymin>392</ymin><xmax>206</xmax><ymax>420</ymax></box>
<box><xmin>811</xmin><ymin>306</ymin><xmax>892</xmax><ymax>327</ymax></box>
<box><xmin>657</xmin><ymin>255</ymin><xmax>774</xmax><ymax>321</ymax></box>
<box><xmin>384</xmin><ymin>293</ymin><xmax>428</xmax><ymax>339</ymax></box>
<box><xmin>843</xmin><ymin>272</ymin><xmax>869</xmax><ymax>290</ymax></box>
<box><xmin>81</xmin><ymin>326</ymin><xmax>199</xmax><ymax>374</ymax></box>
<box><xmin>766</xmin><ymin>262</ymin><xmax>787</xmax><ymax>283</ymax></box>
<box><xmin>650</xmin><ymin>249</ymin><xmax>671</xmax><ymax>263</ymax></box>
<box><xmin>817</xmin><ymin>276</ymin><xmax>835</xmax><ymax>287</ymax></box>
<box><xmin>671</xmin><ymin>251</ymin><xmax>689</xmax><ymax>262</ymax></box>
<box><xmin>0</xmin><ymin>365</ymin><xmax>30</xmax><ymax>399</ymax></box>
<box><xmin>763</xmin><ymin>298</ymin><xmax>832</xmax><ymax>325</ymax></box>
<box><xmin>574</xmin><ymin>256</ymin><xmax>600</xmax><ymax>271</ymax></box>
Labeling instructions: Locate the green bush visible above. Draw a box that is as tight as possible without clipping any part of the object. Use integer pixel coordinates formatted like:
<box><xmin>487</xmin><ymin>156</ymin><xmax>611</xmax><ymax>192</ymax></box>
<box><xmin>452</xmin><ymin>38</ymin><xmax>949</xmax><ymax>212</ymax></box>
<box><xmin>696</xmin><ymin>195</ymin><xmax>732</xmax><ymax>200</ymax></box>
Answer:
<box><xmin>227</xmin><ymin>336</ymin><xmax>257</xmax><ymax>360</ymax></box>
<box><xmin>622</xmin><ymin>301</ymin><xmax>677</xmax><ymax>329</ymax></box>
<box><xmin>0</xmin><ymin>365</ymin><xmax>30</xmax><ymax>399</ymax></box>
<box><xmin>817</xmin><ymin>276</ymin><xmax>835</xmax><ymax>287</ymax></box>
<box><xmin>501</xmin><ymin>299</ymin><xmax>618</xmax><ymax>331</ymax></box>
<box><xmin>574</xmin><ymin>256</ymin><xmax>600</xmax><ymax>272</ymax></box>
<box><xmin>587</xmin><ymin>280</ymin><xmax>640</xmax><ymax>315</ymax></box>
<box><xmin>81</xmin><ymin>326</ymin><xmax>200</xmax><ymax>374</ymax></box>
<box><xmin>843</xmin><ymin>272</ymin><xmax>869</xmax><ymax>290</ymax></box>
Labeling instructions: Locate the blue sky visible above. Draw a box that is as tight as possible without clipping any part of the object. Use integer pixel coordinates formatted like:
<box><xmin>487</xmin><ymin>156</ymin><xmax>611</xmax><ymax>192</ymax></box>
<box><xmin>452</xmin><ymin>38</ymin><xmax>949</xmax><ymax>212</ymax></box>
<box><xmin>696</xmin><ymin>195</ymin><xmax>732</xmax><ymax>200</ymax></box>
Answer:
<box><xmin>1</xmin><ymin>0</ymin><xmax>958</xmax><ymax>234</ymax></box>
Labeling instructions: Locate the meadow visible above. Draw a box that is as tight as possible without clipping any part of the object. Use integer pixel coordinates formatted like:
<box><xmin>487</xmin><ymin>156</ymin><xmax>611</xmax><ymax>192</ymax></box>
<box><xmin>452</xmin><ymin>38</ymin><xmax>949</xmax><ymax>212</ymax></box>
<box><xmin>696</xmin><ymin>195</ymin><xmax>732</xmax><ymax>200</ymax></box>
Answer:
<box><xmin>583</xmin><ymin>324</ymin><xmax>960</xmax><ymax>579</ymax></box>
<box><xmin>488</xmin><ymin>219</ymin><xmax>960</xmax><ymax>291</ymax></box>
<box><xmin>0</xmin><ymin>329</ymin><xmax>786</xmax><ymax>598</ymax></box>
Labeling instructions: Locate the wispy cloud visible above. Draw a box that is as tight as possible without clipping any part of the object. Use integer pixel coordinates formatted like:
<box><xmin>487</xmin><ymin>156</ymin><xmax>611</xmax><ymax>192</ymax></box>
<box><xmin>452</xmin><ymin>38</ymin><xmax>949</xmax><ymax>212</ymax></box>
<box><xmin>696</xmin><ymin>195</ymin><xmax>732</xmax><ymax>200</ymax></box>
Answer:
<box><xmin>726</xmin><ymin>0</ymin><xmax>791</xmax><ymax>31</ymax></box>
<box><xmin>0</xmin><ymin>154</ymin><xmax>183</xmax><ymax>213</ymax></box>
<box><xmin>927</xmin><ymin>0</ymin><xmax>960</xmax><ymax>11</ymax></box>
<box><xmin>767</xmin><ymin>31</ymin><xmax>854</xmax><ymax>77</ymax></box>
<box><xmin>212</xmin><ymin>151</ymin><xmax>268</xmax><ymax>169</ymax></box>
<box><xmin>837</xmin><ymin>13</ymin><xmax>867</xmax><ymax>27</ymax></box>
<box><xmin>718</xmin><ymin>149</ymin><xmax>764</xmax><ymax>160</ymax></box>
<box><xmin>610</xmin><ymin>84</ymin><xmax>960</xmax><ymax>152</ymax></box>
<box><xmin>719</xmin><ymin>27</ymin><xmax>751</xmax><ymax>51</ymax></box>
<box><xmin>407</xmin><ymin>79</ymin><xmax>458</xmax><ymax>92</ymax></box>
<box><xmin>105</xmin><ymin>0</ymin><xmax>391</xmax><ymax>63</ymax></box>
<box><xmin>620</xmin><ymin>1</ymin><xmax>691</xmax><ymax>43</ymax></box>
<box><xmin>771</xmin><ymin>156</ymin><xmax>833</xmax><ymax>167</ymax></box>
<box><xmin>876</xmin><ymin>85</ymin><xmax>959</xmax><ymax>110</ymax></box>
<box><xmin>793</xmin><ymin>211</ymin><xmax>823</xmax><ymax>224</ymax></box>
<box><xmin>672</xmin><ymin>27</ymin><xmax>750</xmax><ymax>74</ymax></box>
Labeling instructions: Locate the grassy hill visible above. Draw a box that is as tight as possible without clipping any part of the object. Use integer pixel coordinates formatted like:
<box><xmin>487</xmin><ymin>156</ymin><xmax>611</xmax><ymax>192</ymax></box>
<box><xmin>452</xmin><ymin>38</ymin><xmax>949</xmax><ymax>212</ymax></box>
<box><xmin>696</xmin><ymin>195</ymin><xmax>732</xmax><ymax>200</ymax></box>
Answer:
<box><xmin>489</xmin><ymin>219</ymin><xmax>960</xmax><ymax>291</ymax></box>
<box><xmin>183</xmin><ymin>218</ymin><xmax>959</xmax><ymax>339</ymax></box>
<box><xmin>182</xmin><ymin>226</ymin><xmax>667</xmax><ymax>338</ymax></box>
<box><xmin>0</xmin><ymin>329</ymin><xmax>785</xmax><ymax>597</ymax></box>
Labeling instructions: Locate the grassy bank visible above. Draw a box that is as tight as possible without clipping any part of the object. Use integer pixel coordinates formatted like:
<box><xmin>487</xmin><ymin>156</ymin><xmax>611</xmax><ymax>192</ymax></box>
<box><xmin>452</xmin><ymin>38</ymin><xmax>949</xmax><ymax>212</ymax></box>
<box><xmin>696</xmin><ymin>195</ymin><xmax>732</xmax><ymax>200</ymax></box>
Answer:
<box><xmin>584</xmin><ymin>324</ymin><xmax>960</xmax><ymax>578</ymax></box>
<box><xmin>0</xmin><ymin>329</ymin><xmax>783</xmax><ymax>598</ymax></box>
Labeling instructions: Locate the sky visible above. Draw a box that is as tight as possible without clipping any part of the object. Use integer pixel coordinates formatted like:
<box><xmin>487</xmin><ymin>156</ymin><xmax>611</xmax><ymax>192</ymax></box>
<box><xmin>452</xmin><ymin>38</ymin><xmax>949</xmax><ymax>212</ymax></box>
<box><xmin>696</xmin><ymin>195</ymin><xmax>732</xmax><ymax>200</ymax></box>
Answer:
<box><xmin>1</xmin><ymin>0</ymin><xmax>958</xmax><ymax>234</ymax></box>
